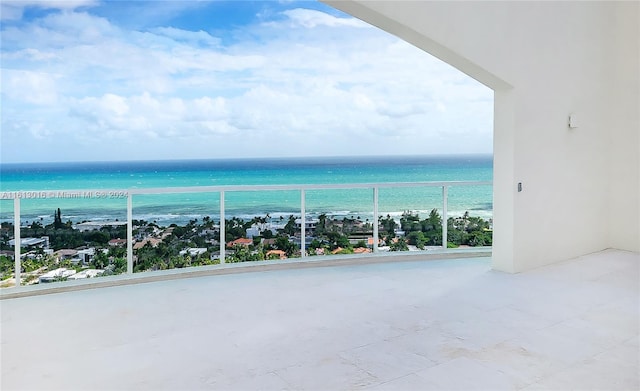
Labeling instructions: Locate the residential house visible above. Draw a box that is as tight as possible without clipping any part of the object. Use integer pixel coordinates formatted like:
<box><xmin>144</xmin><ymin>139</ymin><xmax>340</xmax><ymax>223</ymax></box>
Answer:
<box><xmin>179</xmin><ymin>248</ymin><xmax>207</xmax><ymax>257</ymax></box>
<box><xmin>108</xmin><ymin>238</ymin><xmax>127</xmax><ymax>247</ymax></box>
<box><xmin>227</xmin><ymin>238</ymin><xmax>253</xmax><ymax>248</ymax></box>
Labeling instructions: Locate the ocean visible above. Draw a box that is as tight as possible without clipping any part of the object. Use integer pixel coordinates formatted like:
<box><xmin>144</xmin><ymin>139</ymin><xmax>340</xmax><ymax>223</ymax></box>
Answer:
<box><xmin>0</xmin><ymin>155</ymin><xmax>493</xmax><ymax>226</ymax></box>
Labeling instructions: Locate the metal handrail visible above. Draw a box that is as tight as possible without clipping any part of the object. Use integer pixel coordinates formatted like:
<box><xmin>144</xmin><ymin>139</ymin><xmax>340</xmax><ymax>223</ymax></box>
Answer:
<box><xmin>2</xmin><ymin>180</ymin><xmax>492</xmax><ymax>287</ymax></box>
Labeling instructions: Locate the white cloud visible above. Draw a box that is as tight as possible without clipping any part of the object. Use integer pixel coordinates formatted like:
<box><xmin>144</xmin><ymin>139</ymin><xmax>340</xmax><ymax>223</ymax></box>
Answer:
<box><xmin>3</xmin><ymin>48</ymin><xmax>58</xmax><ymax>61</ymax></box>
<box><xmin>1</xmin><ymin>69</ymin><xmax>59</xmax><ymax>105</ymax></box>
<box><xmin>281</xmin><ymin>8</ymin><xmax>368</xmax><ymax>28</ymax></box>
<box><xmin>67</xmin><ymin>92</ymin><xmax>232</xmax><ymax>141</ymax></box>
<box><xmin>150</xmin><ymin>26</ymin><xmax>221</xmax><ymax>47</ymax></box>
<box><xmin>0</xmin><ymin>4</ymin><xmax>493</xmax><ymax>163</ymax></box>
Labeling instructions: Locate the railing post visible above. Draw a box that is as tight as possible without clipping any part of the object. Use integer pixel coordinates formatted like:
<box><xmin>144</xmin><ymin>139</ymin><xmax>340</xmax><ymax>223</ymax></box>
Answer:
<box><xmin>300</xmin><ymin>189</ymin><xmax>306</xmax><ymax>257</ymax></box>
<box><xmin>127</xmin><ymin>193</ymin><xmax>133</xmax><ymax>274</ymax></box>
<box><xmin>13</xmin><ymin>198</ymin><xmax>21</xmax><ymax>287</ymax></box>
<box><xmin>220</xmin><ymin>191</ymin><xmax>225</xmax><ymax>263</ymax></box>
<box><xmin>442</xmin><ymin>185</ymin><xmax>448</xmax><ymax>249</ymax></box>
<box><xmin>373</xmin><ymin>187</ymin><xmax>379</xmax><ymax>253</ymax></box>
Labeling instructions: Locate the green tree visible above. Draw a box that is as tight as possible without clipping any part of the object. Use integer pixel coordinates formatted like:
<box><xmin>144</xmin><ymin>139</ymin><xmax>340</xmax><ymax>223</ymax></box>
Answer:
<box><xmin>109</xmin><ymin>257</ymin><xmax>127</xmax><ymax>275</ymax></box>
<box><xmin>447</xmin><ymin>217</ymin><xmax>467</xmax><ymax>245</ymax></box>
<box><xmin>283</xmin><ymin>215</ymin><xmax>297</xmax><ymax>236</ymax></box>
<box><xmin>326</xmin><ymin>232</ymin><xmax>350</xmax><ymax>249</ymax></box>
<box><xmin>315</xmin><ymin>213</ymin><xmax>327</xmax><ymax>236</ymax></box>
<box><xmin>0</xmin><ymin>255</ymin><xmax>14</xmax><ymax>280</ymax></box>
<box><xmin>378</xmin><ymin>215</ymin><xmax>396</xmax><ymax>236</ymax></box>
<box><xmin>468</xmin><ymin>230</ymin><xmax>492</xmax><ymax>246</ymax></box>
<box><xmin>225</xmin><ymin>217</ymin><xmax>247</xmax><ymax>241</ymax></box>
<box><xmin>309</xmin><ymin>239</ymin><xmax>323</xmax><ymax>250</ymax></box>
<box><xmin>421</xmin><ymin>209</ymin><xmax>443</xmax><ymax>245</ymax></box>
<box><xmin>92</xmin><ymin>250</ymin><xmax>109</xmax><ymax>269</ymax></box>
<box><xmin>275</xmin><ymin>235</ymin><xmax>296</xmax><ymax>256</ymax></box>
<box><xmin>53</xmin><ymin>208</ymin><xmax>63</xmax><ymax>229</ymax></box>
<box><xmin>407</xmin><ymin>231</ymin><xmax>426</xmax><ymax>249</ymax></box>
<box><xmin>400</xmin><ymin>211</ymin><xmax>421</xmax><ymax>232</ymax></box>
<box><xmin>389</xmin><ymin>237</ymin><xmax>409</xmax><ymax>251</ymax></box>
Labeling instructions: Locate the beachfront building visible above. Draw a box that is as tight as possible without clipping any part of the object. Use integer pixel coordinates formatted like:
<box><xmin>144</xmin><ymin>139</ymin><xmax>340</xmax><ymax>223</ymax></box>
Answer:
<box><xmin>53</xmin><ymin>249</ymin><xmax>78</xmax><ymax>261</ymax></box>
<box><xmin>38</xmin><ymin>268</ymin><xmax>77</xmax><ymax>283</ymax></box>
<box><xmin>67</xmin><ymin>269</ymin><xmax>104</xmax><ymax>280</ymax></box>
<box><xmin>290</xmin><ymin>236</ymin><xmax>313</xmax><ymax>247</ymax></box>
<box><xmin>294</xmin><ymin>218</ymin><xmax>318</xmax><ymax>235</ymax></box>
<box><xmin>245</xmin><ymin>222</ymin><xmax>275</xmax><ymax>239</ymax></box>
<box><xmin>8</xmin><ymin>236</ymin><xmax>49</xmax><ymax>250</ymax></box>
<box><xmin>75</xmin><ymin>248</ymin><xmax>95</xmax><ymax>265</ymax></box>
<box><xmin>74</xmin><ymin>221</ymin><xmax>127</xmax><ymax>232</ymax></box>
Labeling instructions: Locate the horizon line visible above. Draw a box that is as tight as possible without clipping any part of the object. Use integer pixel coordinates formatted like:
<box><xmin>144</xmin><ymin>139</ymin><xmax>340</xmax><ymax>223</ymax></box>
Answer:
<box><xmin>0</xmin><ymin>153</ymin><xmax>494</xmax><ymax>166</ymax></box>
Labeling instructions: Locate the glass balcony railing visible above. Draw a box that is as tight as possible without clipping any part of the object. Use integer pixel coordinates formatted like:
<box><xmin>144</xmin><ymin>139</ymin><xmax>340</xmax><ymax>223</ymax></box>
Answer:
<box><xmin>0</xmin><ymin>181</ymin><xmax>492</xmax><ymax>289</ymax></box>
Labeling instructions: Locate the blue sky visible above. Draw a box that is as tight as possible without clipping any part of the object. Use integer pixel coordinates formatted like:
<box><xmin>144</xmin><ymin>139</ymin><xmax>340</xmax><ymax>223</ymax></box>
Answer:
<box><xmin>0</xmin><ymin>0</ymin><xmax>493</xmax><ymax>163</ymax></box>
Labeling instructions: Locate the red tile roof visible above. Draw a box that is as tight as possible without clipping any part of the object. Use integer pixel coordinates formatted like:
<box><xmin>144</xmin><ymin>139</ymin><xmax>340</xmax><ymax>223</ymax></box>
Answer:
<box><xmin>227</xmin><ymin>238</ymin><xmax>253</xmax><ymax>248</ymax></box>
<box><xmin>266</xmin><ymin>250</ymin><xmax>286</xmax><ymax>259</ymax></box>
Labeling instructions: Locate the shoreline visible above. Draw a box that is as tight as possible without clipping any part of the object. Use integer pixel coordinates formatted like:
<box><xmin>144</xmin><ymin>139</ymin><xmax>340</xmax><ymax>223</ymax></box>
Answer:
<box><xmin>1</xmin><ymin>208</ymin><xmax>493</xmax><ymax>228</ymax></box>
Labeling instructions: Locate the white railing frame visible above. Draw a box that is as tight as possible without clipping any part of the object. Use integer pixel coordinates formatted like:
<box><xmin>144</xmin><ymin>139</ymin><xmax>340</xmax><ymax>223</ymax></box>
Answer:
<box><xmin>1</xmin><ymin>181</ymin><xmax>491</xmax><ymax>286</ymax></box>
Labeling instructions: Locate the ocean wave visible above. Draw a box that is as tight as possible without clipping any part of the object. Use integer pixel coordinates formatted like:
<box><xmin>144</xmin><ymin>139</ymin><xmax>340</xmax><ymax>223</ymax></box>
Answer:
<box><xmin>1</xmin><ymin>208</ymin><xmax>494</xmax><ymax>227</ymax></box>
<box><xmin>2</xmin><ymin>156</ymin><xmax>494</xmax><ymax>227</ymax></box>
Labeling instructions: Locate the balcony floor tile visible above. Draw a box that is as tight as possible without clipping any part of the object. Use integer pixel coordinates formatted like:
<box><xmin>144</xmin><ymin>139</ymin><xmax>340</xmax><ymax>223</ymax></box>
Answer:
<box><xmin>1</xmin><ymin>250</ymin><xmax>638</xmax><ymax>390</ymax></box>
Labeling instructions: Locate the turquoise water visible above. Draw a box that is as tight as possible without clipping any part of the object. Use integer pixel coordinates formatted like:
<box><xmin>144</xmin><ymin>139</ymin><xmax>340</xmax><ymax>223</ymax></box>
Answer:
<box><xmin>0</xmin><ymin>155</ymin><xmax>493</xmax><ymax>226</ymax></box>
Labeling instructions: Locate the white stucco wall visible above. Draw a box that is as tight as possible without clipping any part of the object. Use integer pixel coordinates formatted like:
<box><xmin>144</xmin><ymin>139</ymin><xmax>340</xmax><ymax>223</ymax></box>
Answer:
<box><xmin>325</xmin><ymin>1</ymin><xmax>639</xmax><ymax>272</ymax></box>
<box><xmin>608</xmin><ymin>3</ymin><xmax>640</xmax><ymax>253</ymax></box>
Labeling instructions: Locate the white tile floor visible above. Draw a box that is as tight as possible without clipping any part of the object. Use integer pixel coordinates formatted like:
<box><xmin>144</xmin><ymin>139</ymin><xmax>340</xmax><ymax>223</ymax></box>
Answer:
<box><xmin>1</xmin><ymin>249</ymin><xmax>638</xmax><ymax>390</ymax></box>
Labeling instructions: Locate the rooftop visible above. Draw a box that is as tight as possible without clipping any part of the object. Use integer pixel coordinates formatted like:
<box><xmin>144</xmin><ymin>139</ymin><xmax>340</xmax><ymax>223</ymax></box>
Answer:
<box><xmin>1</xmin><ymin>249</ymin><xmax>637</xmax><ymax>390</ymax></box>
